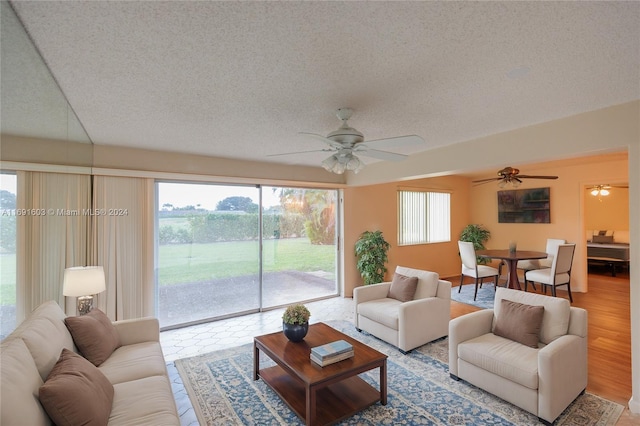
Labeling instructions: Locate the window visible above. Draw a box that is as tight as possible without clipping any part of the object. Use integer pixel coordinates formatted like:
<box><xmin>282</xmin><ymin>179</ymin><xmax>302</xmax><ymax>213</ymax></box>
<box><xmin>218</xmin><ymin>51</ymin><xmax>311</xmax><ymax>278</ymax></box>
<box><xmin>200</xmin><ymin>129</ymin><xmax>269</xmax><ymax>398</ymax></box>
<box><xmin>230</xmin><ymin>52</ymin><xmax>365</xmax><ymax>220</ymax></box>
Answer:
<box><xmin>398</xmin><ymin>190</ymin><xmax>450</xmax><ymax>245</ymax></box>
<box><xmin>0</xmin><ymin>173</ymin><xmax>17</xmax><ymax>339</ymax></box>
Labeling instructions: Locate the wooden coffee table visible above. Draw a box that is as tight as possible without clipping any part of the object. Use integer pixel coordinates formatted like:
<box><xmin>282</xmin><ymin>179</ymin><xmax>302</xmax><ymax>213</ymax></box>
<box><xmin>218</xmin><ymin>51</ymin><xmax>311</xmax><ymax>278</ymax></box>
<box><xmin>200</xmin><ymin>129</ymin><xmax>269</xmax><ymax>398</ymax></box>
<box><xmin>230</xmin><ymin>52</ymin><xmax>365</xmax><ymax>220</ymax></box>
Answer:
<box><xmin>254</xmin><ymin>322</ymin><xmax>387</xmax><ymax>426</ymax></box>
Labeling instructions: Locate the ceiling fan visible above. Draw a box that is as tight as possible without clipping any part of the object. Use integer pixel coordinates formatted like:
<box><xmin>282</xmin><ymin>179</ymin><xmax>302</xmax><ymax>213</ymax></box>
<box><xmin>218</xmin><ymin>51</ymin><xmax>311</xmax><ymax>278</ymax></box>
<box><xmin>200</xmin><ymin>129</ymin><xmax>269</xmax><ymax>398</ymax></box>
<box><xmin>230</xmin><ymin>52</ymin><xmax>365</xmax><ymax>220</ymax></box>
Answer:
<box><xmin>268</xmin><ymin>107</ymin><xmax>425</xmax><ymax>174</ymax></box>
<box><xmin>472</xmin><ymin>167</ymin><xmax>559</xmax><ymax>188</ymax></box>
<box><xmin>588</xmin><ymin>184</ymin><xmax>628</xmax><ymax>197</ymax></box>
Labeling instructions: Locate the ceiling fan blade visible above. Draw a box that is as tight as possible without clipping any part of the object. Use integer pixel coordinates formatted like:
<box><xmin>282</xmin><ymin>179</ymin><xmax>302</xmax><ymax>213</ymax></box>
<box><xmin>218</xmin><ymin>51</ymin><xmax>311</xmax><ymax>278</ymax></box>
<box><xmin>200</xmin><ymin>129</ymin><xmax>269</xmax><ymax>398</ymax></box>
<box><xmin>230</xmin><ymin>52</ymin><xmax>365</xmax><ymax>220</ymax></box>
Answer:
<box><xmin>356</xmin><ymin>148</ymin><xmax>407</xmax><ymax>162</ymax></box>
<box><xmin>362</xmin><ymin>135</ymin><xmax>425</xmax><ymax>149</ymax></box>
<box><xmin>517</xmin><ymin>175</ymin><xmax>558</xmax><ymax>179</ymax></box>
<box><xmin>472</xmin><ymin>179</ymin><xmax>501</xmax><ymax>186</ymax></box>
<box><xmin>299</xmin><ymin>132</ymin><xmax>344</xmax><ymax>149</ymax></box>
<box><xmin>266</xmin><ymin>149</ymin><xmax>331</xmax><ymax>157</ymax></box>
<box><xmin>472</xmin><ymin>177</ymin><xmax>502</xmax><ymax>183</ymax></box>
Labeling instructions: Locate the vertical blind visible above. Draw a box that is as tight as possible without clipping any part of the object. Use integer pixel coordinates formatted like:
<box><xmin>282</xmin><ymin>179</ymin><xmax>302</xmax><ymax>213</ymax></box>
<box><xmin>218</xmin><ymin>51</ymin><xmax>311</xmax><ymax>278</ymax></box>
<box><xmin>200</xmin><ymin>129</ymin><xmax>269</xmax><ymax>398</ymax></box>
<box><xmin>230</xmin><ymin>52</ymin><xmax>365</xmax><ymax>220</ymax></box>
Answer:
<box><xmin>398</xmin><ymin>190</ymin><xmax>451</xmax><ymax>245</ymax></box>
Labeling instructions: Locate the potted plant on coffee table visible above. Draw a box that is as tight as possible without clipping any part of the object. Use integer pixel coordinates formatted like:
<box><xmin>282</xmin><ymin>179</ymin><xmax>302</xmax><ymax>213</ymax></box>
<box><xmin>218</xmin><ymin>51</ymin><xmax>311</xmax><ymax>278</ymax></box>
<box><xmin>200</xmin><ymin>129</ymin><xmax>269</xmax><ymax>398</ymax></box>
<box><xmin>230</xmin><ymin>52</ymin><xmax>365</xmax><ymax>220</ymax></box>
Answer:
<box><xmin>282</xmin><ymin>304</ymin><xmax>311</xmax><ymax>342</ymax></box>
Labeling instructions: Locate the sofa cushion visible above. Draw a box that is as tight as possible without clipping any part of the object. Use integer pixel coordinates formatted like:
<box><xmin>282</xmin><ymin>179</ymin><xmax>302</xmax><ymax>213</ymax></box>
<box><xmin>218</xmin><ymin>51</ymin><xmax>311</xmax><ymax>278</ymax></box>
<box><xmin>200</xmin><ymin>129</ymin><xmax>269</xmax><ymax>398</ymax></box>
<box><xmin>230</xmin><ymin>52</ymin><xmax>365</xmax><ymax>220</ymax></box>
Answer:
<box><xmin>357</xmin><ymin>298</ymin><xmax>402</xmax><ymax>330</ymax></box>
<box><xmin>387</xmin><ymin>273</ymin><xmax>418</xmax><ymax>302</ymax></box>
<box><xmin>0</xmin><ymin>338</ymin><xmax>50</xmax><ymax>426</ymax></box>
<box><xmin>16</xmin><ymin>301</ymin><xmax>76</xmax><ymax>381</ymax></box>
<box><xmin>99</xmin><ymin>341</ymin><xmax>168</xmax><ymax>385</ymax></box>
<box><xmin>493</xmin><ymin>299</ymin><xmax>544</xmax><ymax>348</ymax></box>
<box><xmin>39</xmin><ymin>348</ymin><xmax>114</xmax><ymax>426</ymax></box>
<box><xmin>458</xmin><ymin>333</ymin><xmax>539</xmax><ymax>390</ymax></box>
<box><xmin>109</xmin><ymin>376</ymin><xmax>179</xmax><ymax>425</ymax></box>
<box><xmin>65</xmin><ymin>308</ymin><xmax>121</xmax><ymax>366</ymax></box>
<box><xmin>494</xmin><ymin>287</ymin><xmax>570</xmax><ymax>344</ymax></box>
<box><xmin>395</xmin><ymin>266</ymin><xmax>439</xmax><ymax>299</ymax></box>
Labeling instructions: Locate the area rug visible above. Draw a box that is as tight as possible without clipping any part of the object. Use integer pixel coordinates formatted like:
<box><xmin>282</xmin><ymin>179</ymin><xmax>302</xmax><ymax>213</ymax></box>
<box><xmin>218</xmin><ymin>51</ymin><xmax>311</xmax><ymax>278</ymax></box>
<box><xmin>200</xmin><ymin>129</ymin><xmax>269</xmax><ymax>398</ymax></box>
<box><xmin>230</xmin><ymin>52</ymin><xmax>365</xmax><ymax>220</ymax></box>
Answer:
<box><xmin>450</xmin><ymin>282</ymin><xmax>499</xmax><ymax>309</ymax></box>
<box><xmin>174</xmin><ymin>320</ymin><xmax>623</xmax><ymax>425</ymax></box>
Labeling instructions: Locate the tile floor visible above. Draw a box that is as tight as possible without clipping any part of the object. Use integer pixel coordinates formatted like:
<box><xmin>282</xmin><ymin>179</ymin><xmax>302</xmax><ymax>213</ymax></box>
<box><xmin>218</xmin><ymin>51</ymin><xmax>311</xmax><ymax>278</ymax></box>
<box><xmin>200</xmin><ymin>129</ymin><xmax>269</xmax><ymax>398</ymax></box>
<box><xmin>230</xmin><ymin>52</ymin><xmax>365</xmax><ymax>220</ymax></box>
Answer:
<box><xmin>160</xmin><ymin>296</ymin><xmax>355</xmax><ymax>425</ymax></box>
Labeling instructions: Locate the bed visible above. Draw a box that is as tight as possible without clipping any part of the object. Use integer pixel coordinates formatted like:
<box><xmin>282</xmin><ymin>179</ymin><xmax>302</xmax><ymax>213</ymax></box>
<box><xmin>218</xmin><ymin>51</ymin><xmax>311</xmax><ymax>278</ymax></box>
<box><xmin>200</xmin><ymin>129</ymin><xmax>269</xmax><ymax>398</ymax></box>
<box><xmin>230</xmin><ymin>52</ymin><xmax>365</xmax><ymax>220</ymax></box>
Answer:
<box><xmin>586</xmin><ymin>230</ymin><xmax>630</xmax><ymax>276</ymax></box>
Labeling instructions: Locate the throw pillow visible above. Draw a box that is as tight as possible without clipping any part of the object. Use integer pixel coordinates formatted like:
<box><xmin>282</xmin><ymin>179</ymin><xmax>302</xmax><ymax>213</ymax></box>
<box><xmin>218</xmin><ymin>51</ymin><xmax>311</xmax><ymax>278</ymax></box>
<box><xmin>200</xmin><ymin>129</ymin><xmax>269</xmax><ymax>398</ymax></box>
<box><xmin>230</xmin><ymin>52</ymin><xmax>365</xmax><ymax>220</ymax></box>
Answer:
<box><xmin>387</xmin><ymin>273</ymin><xmax>419</xmax><ymax>302</ymax></box>
<box><xmin>65</xmin><ymin>308</ymin><xmax>121</xmax><ymax>366</ymax></box>
<box><xmin>493</xmin><ymin>299</ymin><xmax>544</xmax><ymax>348</ymax></box>
<box><xmin>39</xmin><ymin>348</ymin><xmax>114</xmax><ymax>426</ymax></box>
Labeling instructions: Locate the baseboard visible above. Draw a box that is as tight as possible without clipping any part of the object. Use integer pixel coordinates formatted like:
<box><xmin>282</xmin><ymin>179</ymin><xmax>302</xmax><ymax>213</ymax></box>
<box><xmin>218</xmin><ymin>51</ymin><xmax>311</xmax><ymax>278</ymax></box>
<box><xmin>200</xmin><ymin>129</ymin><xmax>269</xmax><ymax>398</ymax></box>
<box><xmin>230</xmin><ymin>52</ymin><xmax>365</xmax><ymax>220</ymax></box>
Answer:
<box><xmin>629</xmin><ymin>395</ymin><xmax>640</xmax><ymax>414</ymax></box>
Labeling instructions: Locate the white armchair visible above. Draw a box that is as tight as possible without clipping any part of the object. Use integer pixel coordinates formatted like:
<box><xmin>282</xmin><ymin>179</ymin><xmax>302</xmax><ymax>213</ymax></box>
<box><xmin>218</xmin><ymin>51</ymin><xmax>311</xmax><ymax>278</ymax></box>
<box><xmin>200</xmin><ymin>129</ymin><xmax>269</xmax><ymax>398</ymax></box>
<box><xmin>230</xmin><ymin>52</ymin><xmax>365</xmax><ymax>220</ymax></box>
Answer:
<box><xmin>353</xmin><ymin>266</ymin><xmax>451</xmax><ymax>353</ymax></box>
<box><xmin>449</xmin><ymin>287</ymin><xmax>587</xmax><ymax>425</ymax></box>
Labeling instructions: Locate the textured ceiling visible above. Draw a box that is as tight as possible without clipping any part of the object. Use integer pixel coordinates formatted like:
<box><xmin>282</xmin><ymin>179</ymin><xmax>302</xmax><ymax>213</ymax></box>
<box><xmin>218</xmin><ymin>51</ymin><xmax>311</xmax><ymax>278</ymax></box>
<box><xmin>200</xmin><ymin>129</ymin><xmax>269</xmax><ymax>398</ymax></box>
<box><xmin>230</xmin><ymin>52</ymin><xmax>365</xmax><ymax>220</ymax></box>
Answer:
<box><xmin>6</xmin><ymin>1</ymin><xmax>640</xmax><ymax>169</ymax></box>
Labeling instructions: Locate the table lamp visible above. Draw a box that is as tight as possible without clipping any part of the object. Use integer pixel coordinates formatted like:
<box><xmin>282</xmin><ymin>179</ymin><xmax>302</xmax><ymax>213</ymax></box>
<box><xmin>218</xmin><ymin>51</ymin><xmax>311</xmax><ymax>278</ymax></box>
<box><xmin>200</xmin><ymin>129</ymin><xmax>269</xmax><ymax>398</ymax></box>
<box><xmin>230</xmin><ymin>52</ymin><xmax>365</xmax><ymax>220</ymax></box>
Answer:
<box><xmin>63</xmin><ymin>266</ymin><xmax>106</xmax><ymax>315</ymax></box>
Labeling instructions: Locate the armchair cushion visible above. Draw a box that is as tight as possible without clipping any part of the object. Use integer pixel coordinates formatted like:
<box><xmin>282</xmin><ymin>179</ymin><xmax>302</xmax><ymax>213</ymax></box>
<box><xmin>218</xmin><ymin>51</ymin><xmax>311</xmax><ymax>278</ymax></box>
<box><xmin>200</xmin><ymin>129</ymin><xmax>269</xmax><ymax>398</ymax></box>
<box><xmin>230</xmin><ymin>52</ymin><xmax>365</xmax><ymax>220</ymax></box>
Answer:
<box><xmin>493</xmin><ymin>299</ymin><xmax>544</xmax><ymax>348</ymax></box>
<box><xmin>458</xmin><ymin>333</ymin><xmax>540</xmax><ymax>389</ymax></box>
<box><xmin>357</xmin><ymin>298</ymin><xmax>402</xmax><ymax>330</ymax></box>
<box><xmin>388</xmin><ymin>273</ymin><xmax>418</xmax><ymax>302</ymax></box>
<box><xmin>494</xmin><ymin>288</ymin><xmax>570</xmax><ymax>344</ymax></box>
<box><xmin>395</xmin><ymin>266</ymin><xmax>439</xmax><ymax>299</ymax></box>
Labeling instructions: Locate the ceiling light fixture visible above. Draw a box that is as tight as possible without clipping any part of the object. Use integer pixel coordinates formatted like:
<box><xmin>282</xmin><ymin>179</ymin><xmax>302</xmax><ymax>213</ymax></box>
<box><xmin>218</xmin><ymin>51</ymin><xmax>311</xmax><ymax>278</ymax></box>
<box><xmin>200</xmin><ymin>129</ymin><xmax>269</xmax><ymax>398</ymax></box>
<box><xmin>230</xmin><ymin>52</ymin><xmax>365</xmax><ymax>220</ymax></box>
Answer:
<box><xmin>497</xmin><ymin>177</ymin><xmax>521</xmax><ymax>189</ymax></box>
<box><xmin>321</xmin><ymin>152</ymin><xmax>364</xmax><ymax>174</ymax></box>
<box><xmin>590</xmin><ymin>185</ymin><xmax>610</xmax><ymax>197</ymax></box>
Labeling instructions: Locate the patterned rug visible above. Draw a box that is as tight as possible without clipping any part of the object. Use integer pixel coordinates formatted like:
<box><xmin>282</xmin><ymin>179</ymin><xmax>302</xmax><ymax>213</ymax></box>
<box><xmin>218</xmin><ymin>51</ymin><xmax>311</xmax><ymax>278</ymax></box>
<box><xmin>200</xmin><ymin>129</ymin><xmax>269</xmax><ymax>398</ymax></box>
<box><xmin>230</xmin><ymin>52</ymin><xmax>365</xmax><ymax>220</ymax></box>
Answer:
<box><xmin>174</xmin><ymin>320</ymin><xmax>623</xmax><ymax>425</ymax></box>
<box><xmin>451</xmin><ymin>282</ymin><xmax>500</xmax><ymax>309</ymax></box>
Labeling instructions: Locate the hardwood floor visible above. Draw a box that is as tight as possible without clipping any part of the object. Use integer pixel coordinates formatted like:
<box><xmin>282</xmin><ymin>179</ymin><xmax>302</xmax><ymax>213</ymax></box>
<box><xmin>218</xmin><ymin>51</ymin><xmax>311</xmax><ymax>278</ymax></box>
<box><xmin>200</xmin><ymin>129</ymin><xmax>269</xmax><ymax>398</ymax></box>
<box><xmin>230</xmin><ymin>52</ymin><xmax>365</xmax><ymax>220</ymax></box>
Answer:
<box><xmin>449</xmin><ymin>269</ymin><xmax>632</xmax><ymax>407</ymax></box>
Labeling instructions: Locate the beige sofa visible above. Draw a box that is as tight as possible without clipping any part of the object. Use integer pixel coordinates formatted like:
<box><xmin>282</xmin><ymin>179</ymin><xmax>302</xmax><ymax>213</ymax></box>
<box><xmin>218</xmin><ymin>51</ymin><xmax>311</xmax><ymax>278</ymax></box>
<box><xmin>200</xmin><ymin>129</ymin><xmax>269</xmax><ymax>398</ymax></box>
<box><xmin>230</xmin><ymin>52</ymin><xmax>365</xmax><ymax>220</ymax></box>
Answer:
<box><xmin>354</xmin><ymin>266</ymin><xmax>451</xmax><ymax>353</ymax></box>
<box><xmin>0</xmin><ymin>300</ymin><xmax>180</xmax><ymax>425</ymax></box>
<box><xmin>449</xmin><ymin>287</ymin><xmax>588</xmax><ymax>425</ymax></box>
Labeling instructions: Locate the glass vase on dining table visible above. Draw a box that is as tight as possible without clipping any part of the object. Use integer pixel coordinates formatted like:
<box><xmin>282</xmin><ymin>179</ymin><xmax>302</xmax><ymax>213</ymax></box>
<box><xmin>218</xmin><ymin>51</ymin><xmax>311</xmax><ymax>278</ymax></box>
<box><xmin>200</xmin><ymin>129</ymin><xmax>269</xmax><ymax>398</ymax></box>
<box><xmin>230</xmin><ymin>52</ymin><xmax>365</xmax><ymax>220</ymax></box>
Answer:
<box><xmin>509</xmin><ymin>241</ymin><xmax>517</xmax><ymax>254</ymax></box>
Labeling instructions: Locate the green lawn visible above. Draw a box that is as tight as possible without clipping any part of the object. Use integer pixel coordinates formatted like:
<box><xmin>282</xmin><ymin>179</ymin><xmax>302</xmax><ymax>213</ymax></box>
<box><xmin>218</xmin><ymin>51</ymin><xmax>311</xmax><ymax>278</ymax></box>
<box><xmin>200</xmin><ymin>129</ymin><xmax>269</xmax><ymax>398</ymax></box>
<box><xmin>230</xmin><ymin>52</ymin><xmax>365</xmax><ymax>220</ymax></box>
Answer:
<box><xmin>0</xmin><ymin>254</ymin><xmax>16</xmax><ymax>306</ymax></box>
<box><xmin>158</xmin><ymin>238</ymin><xmax>335</xmax><ymax>286</ymax></box>
<box><xmin>0</xmin><ymin>238</ymin><xmax>336</xmax><ymax>303</ymax></box>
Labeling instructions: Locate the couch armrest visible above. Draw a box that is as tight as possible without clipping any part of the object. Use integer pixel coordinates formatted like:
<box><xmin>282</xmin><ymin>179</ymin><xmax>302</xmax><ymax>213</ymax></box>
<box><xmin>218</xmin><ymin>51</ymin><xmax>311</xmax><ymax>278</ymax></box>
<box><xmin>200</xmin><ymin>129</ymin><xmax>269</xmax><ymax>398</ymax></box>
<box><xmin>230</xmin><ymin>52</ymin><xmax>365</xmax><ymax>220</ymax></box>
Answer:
<box><xmin>353</xmin><ymin>282</ymin><xmax>392</xmax><ymax>306</ymax></box>
<box><xmin>398</xmin><ymin>296</ymin><xmax>450</xmax><ymax>351</ymax></box>
<box><xmin>537</xmin><ymin>334</ymin><xmax>588</xmax><ymax>423</ymax></box>
<box><xmin>448</xmin><ymin>309</ymin><xmax>494</xmax><ymax>376</ymax></box>
<box><xmin>436</xmin><ymin>280</ymin><xmax>452</xmax><ymax>300</ymax></box>
<box><xmin>113</xmin><ymin>317</ymin><xmax>160</xmax><ymax>346</ymax></box>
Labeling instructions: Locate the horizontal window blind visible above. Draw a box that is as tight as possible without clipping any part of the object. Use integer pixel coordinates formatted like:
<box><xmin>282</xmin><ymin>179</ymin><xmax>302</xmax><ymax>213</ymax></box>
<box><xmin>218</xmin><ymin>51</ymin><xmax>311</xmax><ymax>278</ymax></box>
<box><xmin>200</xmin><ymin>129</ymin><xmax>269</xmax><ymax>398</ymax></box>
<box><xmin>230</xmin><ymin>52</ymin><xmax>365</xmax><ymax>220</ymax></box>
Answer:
<box><xmin>398</xmin><ymin>190</ymin><xmax>450</xmax><ymax>245</ymax></box>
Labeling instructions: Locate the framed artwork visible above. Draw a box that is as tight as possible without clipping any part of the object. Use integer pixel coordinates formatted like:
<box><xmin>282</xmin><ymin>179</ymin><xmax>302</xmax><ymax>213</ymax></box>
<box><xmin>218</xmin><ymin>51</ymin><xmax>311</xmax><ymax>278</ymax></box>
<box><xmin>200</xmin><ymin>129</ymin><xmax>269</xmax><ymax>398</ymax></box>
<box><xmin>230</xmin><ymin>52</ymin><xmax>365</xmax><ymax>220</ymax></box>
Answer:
<box><xmin>497</xmin><ymin>187</ymin><xmax>550</xmax><ymax>223</ymax></box>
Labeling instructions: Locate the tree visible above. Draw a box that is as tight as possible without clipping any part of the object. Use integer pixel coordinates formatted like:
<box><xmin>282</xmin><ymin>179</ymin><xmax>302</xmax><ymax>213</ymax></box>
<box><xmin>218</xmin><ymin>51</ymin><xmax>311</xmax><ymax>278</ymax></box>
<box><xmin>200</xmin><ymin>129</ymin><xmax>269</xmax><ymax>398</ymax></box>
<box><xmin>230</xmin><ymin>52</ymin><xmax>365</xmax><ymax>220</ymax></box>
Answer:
<box><xmin>275</xmin><ymin>188</ymin><xmax>336</xmax><ymax>244</ymax></box>
<box><xmin>216</xmin><ymin>196</ymin><xmax>258</xmax><ymax>212</ymax></box>
<box><xmin>0</xmin><ymin>190</ymin><xmax>16</xmax><ymax>209</ymax></box>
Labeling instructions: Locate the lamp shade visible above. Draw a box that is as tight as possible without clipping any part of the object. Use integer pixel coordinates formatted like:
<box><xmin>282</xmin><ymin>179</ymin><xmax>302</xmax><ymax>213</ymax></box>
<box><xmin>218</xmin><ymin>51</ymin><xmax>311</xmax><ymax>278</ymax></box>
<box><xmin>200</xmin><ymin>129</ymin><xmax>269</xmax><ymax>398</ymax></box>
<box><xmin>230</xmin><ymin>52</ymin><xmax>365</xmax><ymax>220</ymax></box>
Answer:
<box><xmin>63</xmin><ymin>266</ymin><xmax>106</xmax><ymax>297</ymax></box>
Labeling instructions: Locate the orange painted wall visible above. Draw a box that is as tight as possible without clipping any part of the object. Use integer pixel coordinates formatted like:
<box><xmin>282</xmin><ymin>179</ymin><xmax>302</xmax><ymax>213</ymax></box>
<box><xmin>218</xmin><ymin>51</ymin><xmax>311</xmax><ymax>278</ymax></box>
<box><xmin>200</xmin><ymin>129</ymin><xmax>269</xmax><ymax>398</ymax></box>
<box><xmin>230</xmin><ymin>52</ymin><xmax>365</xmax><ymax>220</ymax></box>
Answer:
<box><xmin>466</xmin><ymin>153</ymin><xmax>628</xmax><ymax>293</ymax></box>
<box><xmin>585</xmin><ymin>187</ymin><xmax>629</xmax><ymax>232</ymax></box>
<box><xmin>343</xmin><ymin>175</ymin><xmax>470</xmax><ymax>297</ymax></box>
<box><xmin>343</xmin><ymin>152</ymin><xmax>628</xmax><ymax>296</ymax></box>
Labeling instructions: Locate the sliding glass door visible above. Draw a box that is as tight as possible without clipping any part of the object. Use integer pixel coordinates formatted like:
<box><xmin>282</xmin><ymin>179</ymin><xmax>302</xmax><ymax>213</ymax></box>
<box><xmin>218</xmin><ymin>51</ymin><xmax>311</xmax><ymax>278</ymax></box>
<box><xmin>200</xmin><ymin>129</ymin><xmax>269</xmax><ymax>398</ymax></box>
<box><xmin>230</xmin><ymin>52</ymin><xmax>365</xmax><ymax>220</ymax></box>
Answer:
<box><xmin>156</xmin><ymin>182</ymin><xmax>339</xmax><ymax>329</ymax></box>
<box><xmin>156</xmin><ymin>182</ymin><xmax>260</xmax><ymax>328</ymax></box>
<box><xmin>262</xmin><ymin>187</ymin><xmax>338</xmax><ymax>308</ymax></box>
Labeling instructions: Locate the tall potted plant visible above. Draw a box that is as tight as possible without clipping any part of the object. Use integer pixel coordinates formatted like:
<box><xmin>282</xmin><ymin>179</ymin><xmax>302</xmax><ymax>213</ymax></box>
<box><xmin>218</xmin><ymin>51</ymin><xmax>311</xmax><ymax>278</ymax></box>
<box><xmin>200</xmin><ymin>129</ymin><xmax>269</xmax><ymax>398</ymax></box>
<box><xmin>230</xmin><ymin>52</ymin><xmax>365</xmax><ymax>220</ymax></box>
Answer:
<box><xmin>355</xmin><ymin>230</ymin><xmax>391</xmax><ymax>285</ymax></box>
<box><xmin>459</xmin><ymin>224</ymin><xmax>491</xmax><ymax>264</ymax></box>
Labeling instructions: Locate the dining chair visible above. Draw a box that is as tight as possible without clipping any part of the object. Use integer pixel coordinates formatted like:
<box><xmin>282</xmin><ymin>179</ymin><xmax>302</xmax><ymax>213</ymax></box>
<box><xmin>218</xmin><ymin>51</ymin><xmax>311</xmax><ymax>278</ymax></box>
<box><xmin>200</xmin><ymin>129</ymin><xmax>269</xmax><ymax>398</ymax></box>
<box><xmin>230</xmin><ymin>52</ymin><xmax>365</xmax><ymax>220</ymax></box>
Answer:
<box><xmin>524</xmin><ymin>243</ymin><xmax>576</xmax><ymax>302</ymax></box>
<box><xmin>517</xmin><ymin>238</ymin><xmax>566</xmax><ymax>292</ymax></box>
<box><xmin>458</xmin><ymin>241</ymin><xmax>500</xmax><ymax>301</ymax></box>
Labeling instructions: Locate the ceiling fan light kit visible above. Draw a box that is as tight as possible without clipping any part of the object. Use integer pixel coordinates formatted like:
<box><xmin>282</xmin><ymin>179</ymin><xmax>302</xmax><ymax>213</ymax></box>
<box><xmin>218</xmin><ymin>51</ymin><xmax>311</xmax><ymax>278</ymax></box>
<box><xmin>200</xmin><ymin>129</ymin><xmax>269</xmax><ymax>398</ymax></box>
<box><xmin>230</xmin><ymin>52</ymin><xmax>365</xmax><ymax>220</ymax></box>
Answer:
<box><xmin>321</xmin><ymin>152</ymin><xmax>364</xmax><ymax>174</ymax></box>
<box><xmin>268</xmin><ymin>107</ymin><xmax>426</xmax><ymax>174</ymax></box>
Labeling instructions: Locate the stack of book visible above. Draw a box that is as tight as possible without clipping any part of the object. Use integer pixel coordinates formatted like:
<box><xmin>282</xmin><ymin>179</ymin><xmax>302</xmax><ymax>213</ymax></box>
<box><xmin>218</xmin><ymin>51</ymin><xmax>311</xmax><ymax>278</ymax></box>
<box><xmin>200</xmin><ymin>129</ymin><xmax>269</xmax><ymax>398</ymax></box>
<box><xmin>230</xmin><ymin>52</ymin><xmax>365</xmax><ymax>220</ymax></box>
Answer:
<box><xmin>310</xmin><ymin>339</ymin><xmax>354</xmax><ymax>367</ymax></box>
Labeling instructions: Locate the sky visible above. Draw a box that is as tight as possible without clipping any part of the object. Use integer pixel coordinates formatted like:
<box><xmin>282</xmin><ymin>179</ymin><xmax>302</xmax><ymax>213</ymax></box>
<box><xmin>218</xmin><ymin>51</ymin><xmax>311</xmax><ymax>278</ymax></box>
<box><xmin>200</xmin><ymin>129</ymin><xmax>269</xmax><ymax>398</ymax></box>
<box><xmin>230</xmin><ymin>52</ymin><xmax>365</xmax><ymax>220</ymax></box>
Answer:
<box><xmin>0</xmin><ymin>176</ymin><xmax>283</xmax><ymax>211</ymax></box>
<box><xmin>0</xmin><ymin>174</ymin><xmax>17</xmax><ymax>194</ymax></box>
<box><xmin>158</xmin><ymin>182</ymin><xmax>281</xmax><ymax>211</ymax></box>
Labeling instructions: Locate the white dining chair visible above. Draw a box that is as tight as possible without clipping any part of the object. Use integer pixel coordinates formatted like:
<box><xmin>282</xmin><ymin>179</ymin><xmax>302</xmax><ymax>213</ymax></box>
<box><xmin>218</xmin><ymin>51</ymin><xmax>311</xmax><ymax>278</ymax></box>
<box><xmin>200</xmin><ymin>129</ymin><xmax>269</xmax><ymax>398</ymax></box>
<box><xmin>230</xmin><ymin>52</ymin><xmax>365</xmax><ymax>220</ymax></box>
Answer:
<box><xmin>458</xmin><ymin>241</ymin><xmax>500</xmax><ymax>301</ymax></box>
<box><xmin>517</xmin><ymin>238</ymin><xmax>566</xmax><ymax>292</ymax></box>
<box><xmin>524</xmin><ymin>243</ymin><xmax>576</xmax><ymax>302</ymax></box>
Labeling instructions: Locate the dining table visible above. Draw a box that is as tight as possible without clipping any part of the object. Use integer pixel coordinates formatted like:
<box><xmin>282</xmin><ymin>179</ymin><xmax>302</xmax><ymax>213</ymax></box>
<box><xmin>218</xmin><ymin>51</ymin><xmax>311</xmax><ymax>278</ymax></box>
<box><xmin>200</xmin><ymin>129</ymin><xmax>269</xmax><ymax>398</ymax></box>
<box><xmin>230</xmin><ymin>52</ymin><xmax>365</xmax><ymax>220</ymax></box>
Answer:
<box><xmin>476</xmin><ymin>249</ymin><xmax>548</xmax><ymax>290</ymax></box>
